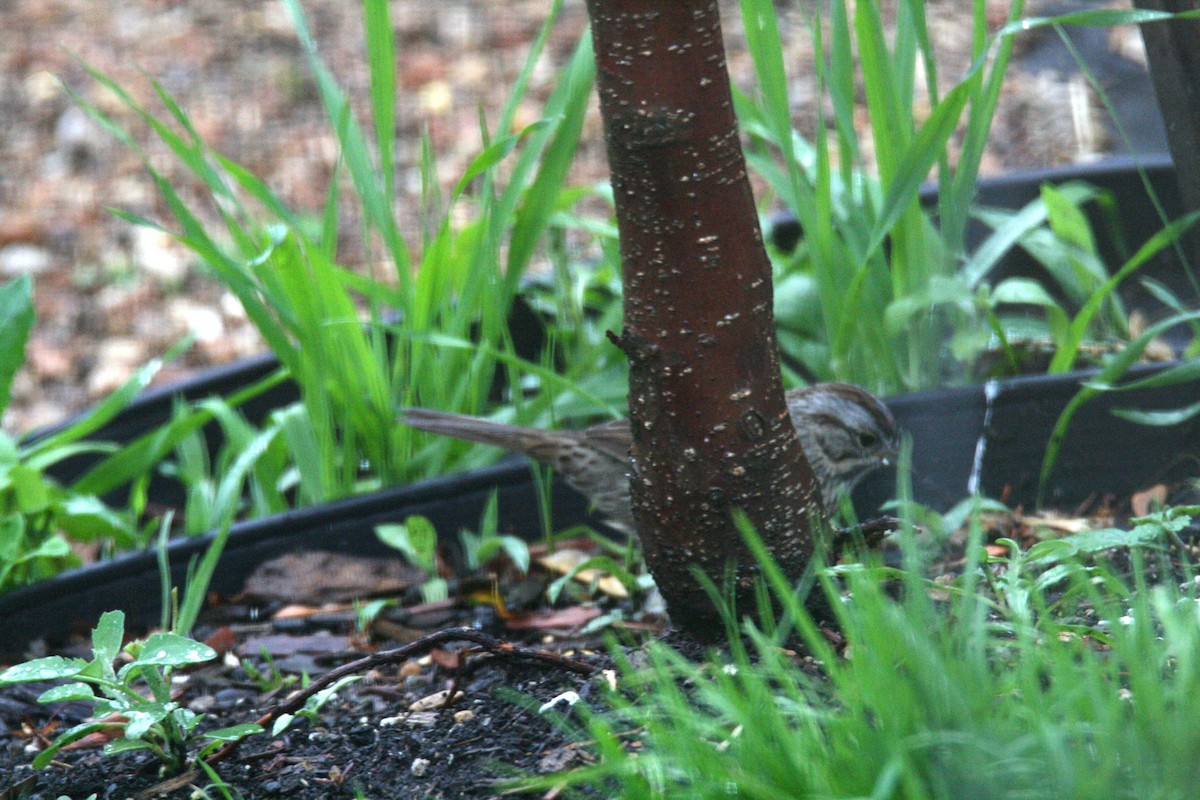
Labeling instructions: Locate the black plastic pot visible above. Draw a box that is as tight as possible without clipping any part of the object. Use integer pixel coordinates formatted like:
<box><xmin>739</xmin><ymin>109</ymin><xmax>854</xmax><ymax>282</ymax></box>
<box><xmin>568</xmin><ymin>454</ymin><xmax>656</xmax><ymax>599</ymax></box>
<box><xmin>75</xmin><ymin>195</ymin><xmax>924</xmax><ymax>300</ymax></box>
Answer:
<box><xmin>855</xmin><ymin>362</ymin><xmax>1200</xmax><ymax>514</ymax></box>
<box><xmin>0</xmin><ymin>460</ymin><xmax>594</xmax><ymax>659</ymax></box>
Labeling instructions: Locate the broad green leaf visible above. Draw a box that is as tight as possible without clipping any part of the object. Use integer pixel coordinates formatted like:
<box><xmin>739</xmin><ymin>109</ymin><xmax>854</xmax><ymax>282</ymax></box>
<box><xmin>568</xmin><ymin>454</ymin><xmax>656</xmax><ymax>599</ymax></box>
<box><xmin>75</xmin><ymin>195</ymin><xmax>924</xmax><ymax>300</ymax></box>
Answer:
<box><xmin>203</xmin><ymin>723</ymin><xmax>264</xmax><ymax>742</ymax></box>
<box><xmin>124</xmin><ymin>702</ymin><xmax>175</xmax><ymax>739</ymax></box>
<box><xmin>32</xmin><ymin>721</ymin><xmax>110</xmax><ymax>769</ymax></box>
<box><xmin>1041</xmin><ymin>183</ymin><xmax>1096</xmax><ymax>253</ymax></box>
<box><xmin>1028</xmin><ymin>525</ymin><xmax>1166</xmax><ymax>563</ymax></box>
<box><xmin>94</xmin><ymin>696</ymin><xmax>133</xmax><ymax>717</ymax></box>
<box><xmin>0</xmin><ymin>656</ymin><xmax>88</xmax><ymax>684</ymax></box>
<box><xmin>104</xmin><ymin>737</ymin><xmax>156</xmax><ymax>755</ymax></box>
<box><xmin>55</xmin><ymin>495</ymin><xmax>133</xmax><ymax>544</ymax></box>
<box><xmin>0</xmin><ymin>515</ymin><xmax>26</xmax><ymax>560</ymax></box>
<box><xmin>17</xmin><ymin>534</ymin><xmax>71</xmax><ymax>562</ymax></box>
<box><xmin>476</xmin><ymin>535</ymin><xmax>532</xmax><ymax>575</ymax></box>
<box><xmin>376</xmin><ymin>515</ymin><xmax>439</xmax><ymax>573</ymax></box>
<box><xmin>37</xmin><ymin>682</ymin><xmax>96</xmax><ymax>703</ymax></box>
<box><xmin>56</xmin><ymin>496</ymin><xmax>133</xmax><ymax>542</ymax></box>
<box><xmin>91</xmin><ymin>610</ymin><xmax>126</xmax><ymax>681</ymax></box>
<box><xmin>173</xmin><ymin>706</ymin><xmax>201</xmax><ymax>736</ymax></box>
<box><xmin>0</xmin><ymin>430</ymin><xmax>18</xmax><ymax>467</ymax></box>
<box><xmin>126</xmin><ymin>633</ymin><xmax>216</xmax><ymax>668</ymax></box>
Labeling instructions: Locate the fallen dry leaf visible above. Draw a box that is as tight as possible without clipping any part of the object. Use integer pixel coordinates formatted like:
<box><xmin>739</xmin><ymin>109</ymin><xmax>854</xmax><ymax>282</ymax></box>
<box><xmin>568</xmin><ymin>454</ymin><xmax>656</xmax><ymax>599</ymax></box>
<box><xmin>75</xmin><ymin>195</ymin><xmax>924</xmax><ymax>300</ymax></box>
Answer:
<box><xmin>1131</xmin><ymin>484</ymin><xmax>1168</xmax><ymax>517</ymax></box>
<box><xmin>504</xmin><ymin>605</ymin><xmax>602</xmax><ymax>631</ymax></box>
<box><xmin>538</xmin><ymin>548</ymin><xmax>629</xmax><ymax>599</ymax></box>
<box><xmin>409</xmin><ymin>688</ymin><xmax>458</xmax><ymax>712</ymax></box>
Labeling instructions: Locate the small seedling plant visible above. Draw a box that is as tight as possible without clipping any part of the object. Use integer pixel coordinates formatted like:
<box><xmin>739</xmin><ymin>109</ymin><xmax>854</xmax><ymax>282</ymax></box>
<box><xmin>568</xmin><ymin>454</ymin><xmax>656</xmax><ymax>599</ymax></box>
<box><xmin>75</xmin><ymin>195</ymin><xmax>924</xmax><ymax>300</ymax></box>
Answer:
<box><xmin>0</xmin><ymin>610</ymin><xmax>261</xmax><ymax>775</ymax></box>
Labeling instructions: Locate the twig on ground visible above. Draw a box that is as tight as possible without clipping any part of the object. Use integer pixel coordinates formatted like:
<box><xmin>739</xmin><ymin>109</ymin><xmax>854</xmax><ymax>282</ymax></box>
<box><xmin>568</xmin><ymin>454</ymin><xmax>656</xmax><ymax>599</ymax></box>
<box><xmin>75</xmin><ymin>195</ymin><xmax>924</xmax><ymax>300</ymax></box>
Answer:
<box><xmin>204</xmin><ymin>627</ymin><xmax>599</xmax><ymax>766</ymax></box>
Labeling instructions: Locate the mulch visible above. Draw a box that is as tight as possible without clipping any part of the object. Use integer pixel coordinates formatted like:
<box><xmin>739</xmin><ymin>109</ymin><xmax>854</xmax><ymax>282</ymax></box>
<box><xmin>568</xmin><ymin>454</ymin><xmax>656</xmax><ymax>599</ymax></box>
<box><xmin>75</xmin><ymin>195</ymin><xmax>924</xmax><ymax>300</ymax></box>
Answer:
<box><xmin>0</xmin><ymin>539</ymin><xmax>651</xmax><ymax>799</ymax></box>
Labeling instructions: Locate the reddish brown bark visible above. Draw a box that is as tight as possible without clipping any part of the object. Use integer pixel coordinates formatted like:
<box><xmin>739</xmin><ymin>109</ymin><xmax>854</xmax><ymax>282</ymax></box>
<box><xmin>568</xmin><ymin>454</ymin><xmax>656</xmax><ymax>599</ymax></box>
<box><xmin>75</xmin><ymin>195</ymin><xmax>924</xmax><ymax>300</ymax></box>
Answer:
<box><xmin>584</xmin><ymin>0</ymin><xmax>822</xmax><ymax>637</ymax></box>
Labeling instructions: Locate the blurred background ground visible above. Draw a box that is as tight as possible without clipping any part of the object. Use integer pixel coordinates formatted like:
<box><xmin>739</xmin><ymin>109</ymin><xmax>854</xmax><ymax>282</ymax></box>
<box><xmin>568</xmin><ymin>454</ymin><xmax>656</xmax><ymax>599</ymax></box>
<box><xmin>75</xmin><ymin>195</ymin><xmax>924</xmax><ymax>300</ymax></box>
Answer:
<box><xmin>0</xmin><ymin>0</ymin><xmax>1166</xmax><ymax>434</ymax></box>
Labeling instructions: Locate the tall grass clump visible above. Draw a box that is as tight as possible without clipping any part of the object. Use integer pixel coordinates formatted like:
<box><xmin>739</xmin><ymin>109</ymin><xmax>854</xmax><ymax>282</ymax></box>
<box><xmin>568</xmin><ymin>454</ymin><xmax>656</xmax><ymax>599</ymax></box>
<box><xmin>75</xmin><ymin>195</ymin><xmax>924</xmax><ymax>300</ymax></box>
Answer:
<box><xmin>68</xmin><ymin>0</ymin><xmax>622</xmax><ymax>505</ymax></box>
<box><xmin>542</xmin><ymin>506</ymin><xmax>1200</xmax><ymax>799</ymax></box>
<box><xmin>738</xmin><ymin>0</ymin><xmax>1200</xmax><ymax>394</ymax></box>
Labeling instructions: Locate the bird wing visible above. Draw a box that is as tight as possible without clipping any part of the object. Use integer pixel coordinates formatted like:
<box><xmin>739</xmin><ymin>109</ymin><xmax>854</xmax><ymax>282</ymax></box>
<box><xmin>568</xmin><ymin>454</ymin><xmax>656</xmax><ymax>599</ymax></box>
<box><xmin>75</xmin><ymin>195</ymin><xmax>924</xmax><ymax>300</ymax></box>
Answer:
<box><xmin>582</xmin><ymin>417</ymin><xmax>634</xmax><ymax>462</ymax></box>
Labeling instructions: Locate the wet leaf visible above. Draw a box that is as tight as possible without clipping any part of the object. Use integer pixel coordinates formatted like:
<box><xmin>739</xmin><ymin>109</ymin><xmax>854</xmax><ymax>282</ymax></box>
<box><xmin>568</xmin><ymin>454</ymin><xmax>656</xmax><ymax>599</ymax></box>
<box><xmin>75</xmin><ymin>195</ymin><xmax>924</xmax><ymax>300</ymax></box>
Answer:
<box><xmin>0</xmin><ymin>656</ymin><xmax>88</xmax><ymax>684</ymax></box>
<box><xmin>91</xmin><ymin>610</ymin><xmax>125</xmax><ymax>679</ymax></box>
<box><xmin>37</xmin><ymin>682</ymin><xmax>96</xmax><ymax>703</ymax></box>
<box><xmin>124</xmin><ymin>703</ymin><xmax>175</xmax><ymax>739</ymax></box>
<box><xmin>203</xmin><ymin>723</ymin><xmax>264</xmax><ymax>742</ymax></box>
<box><xmin>126</xmin><ymin>633</ymin><xmax>216</xmax><ymax>668</ymax></box>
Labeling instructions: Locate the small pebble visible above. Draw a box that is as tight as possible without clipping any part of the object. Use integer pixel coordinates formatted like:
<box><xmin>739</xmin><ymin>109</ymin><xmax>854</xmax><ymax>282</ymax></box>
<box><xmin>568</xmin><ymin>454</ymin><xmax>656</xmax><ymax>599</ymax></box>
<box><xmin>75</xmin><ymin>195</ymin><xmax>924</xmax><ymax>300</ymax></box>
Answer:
<box><xmin>0</xmin><ymin>244</ymin><xmax>52</xmax><ymax>276</ymax></box>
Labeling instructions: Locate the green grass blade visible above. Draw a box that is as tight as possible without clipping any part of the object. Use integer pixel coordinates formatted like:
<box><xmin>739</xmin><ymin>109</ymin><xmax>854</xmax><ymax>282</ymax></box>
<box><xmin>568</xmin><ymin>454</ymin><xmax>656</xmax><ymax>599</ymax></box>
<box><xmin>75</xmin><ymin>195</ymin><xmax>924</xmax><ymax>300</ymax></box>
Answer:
<box><xmin>0</xmin><ymin>274</ymin><xmax>35</xmax><ymax>416</ymax></box>
<box><xmin>1038</xmin><ymin>306</ymin><xmax>1200</xmax><ymax>503</ymax></box>
<box><xmin>1047</xmin><ymin>210</ymin><xmax>1200</xmax><ymax>373</ymax></box>
<box><xmin>506</xmin><ymin>33</ymin><xmax>595</xmax><ymax>284</ymax></box>
<box><xmin>363</xmin><ymin>0</ymin><xmax>396</xmax><ymax>206</ymax></box>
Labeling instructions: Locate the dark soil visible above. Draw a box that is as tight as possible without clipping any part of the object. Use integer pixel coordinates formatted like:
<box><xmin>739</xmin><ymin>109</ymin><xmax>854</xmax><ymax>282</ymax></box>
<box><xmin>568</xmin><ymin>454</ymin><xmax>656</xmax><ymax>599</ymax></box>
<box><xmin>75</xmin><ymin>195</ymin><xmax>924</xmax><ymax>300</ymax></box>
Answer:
<box><xmin>0</xmin><ymin>566</ymin><xmax>638</xmax><ymax>799</ymax></box>
<box><xmin>10</xmin><ymin>474</ymin><xmax>1200</xmax><ymax>800</ymax></box>
<box><xmin>5</xmin><ymin>658</ymin><xmax>604</xmax><ymax>800</ymax></box>
<box><xmin>5</xmin><ymin>492</ymin><xmax>1194</xmax><ymax>799</ymax></box>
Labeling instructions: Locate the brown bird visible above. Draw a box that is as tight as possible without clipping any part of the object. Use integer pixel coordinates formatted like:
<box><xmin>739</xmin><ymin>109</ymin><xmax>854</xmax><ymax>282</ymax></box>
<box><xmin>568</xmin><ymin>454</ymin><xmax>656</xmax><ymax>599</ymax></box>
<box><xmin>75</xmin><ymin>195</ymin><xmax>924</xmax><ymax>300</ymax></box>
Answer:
<box><xmin>400</xmin><ymin>382</ymin><xmax>897</xmax><ymax>534</ymax></box>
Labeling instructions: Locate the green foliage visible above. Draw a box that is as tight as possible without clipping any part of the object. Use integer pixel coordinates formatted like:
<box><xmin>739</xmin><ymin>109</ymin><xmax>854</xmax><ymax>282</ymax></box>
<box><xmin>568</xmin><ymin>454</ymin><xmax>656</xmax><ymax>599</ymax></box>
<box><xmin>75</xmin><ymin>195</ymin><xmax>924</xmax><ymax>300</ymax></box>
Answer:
<box><xmin>739</xmin><ymin>0</ymin><xmax>998</xmax><ymax>391</ymax></box>
<box><xmin>66</xmin><ymin>0</ymin><xmax>619</xmax><ymax>508</ymax></box>
<box><xmin>1039</xmin><ymin>300</ymin><xmax>1200</xmax><ymax>503</ymax></box>
<box><xmin>376</xmin><ymin>495</ymin><xmax>534</xmax><ymax>602</ymax></box>
<box><xmin>0</xmin><ymin>278</ymin><xmax>201</xmax><ymax>592</ymax></box>
<box><xmin>377</xmin><ymin>515</ymin><xmax>440</xmax><ymax>574</ymax></box>
<box><xmin>0</xmin><ymin>274</ymin><xmax>34</xmax><ymax>413</ymax></box>
<box><xmin>240</xmin><ymin>646</ymin><xmax>297</xmax><ymax>693</ymax></box>
<box><xmin>162</xmin><ymin>398</ymin><xmax>291</xmax><ymax>536</ymax></box>
<box><xmin>270</xmin><ymin>675</ymin><xmax>361</xmax><ymax>737</ymax></box>
<box><xmin>457</xmin><ymin>493</ymin><xmax>531</xmax><ymax>574</ymax></box>
<box><xmin>376</xmin><ymin>514</ymin><xmax>448</xmax><ymax>602</ymax></box>
<box><xmin>740</xmin><ymin>0</ymin><xmax>1200</xmax><ymax>393</ymax></box>
<box><xmin>0</xmin><ymin>298</ymin><xmax>296</xmax><ymax>591</ymax></box>
<box><xmin>533</xmin><ymin>505</ymin><xmax>1200</xmax><ymax>800</ymax></box>
<box><xmin>0</xmin><ymin>610</ymin><xmax>262</xmax><ymax>774</ymax></box>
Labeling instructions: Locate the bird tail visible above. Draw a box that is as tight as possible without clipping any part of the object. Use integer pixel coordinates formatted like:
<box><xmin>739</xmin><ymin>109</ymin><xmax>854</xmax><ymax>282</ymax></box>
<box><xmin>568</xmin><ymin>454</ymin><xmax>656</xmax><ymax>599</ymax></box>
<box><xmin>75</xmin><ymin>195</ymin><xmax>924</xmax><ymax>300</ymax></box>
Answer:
<box><xmin>399</xmin><ymin>408</ymin><xmax>557</xmax><ymax>458</ymax></box>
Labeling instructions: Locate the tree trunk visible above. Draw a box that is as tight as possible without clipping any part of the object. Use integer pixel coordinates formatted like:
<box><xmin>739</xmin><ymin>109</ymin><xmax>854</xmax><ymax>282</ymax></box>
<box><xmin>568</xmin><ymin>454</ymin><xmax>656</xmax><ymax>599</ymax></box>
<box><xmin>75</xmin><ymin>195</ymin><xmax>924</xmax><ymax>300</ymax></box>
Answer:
<box><xmin>584</xmin><ymin>0</ymin><xmax>823</xmax><ymax>638</ymax></box>
<box><xmin>1133</xmin><ymin>0</ymin><xmax>1200</xmax><ymax>267</ymax></box>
